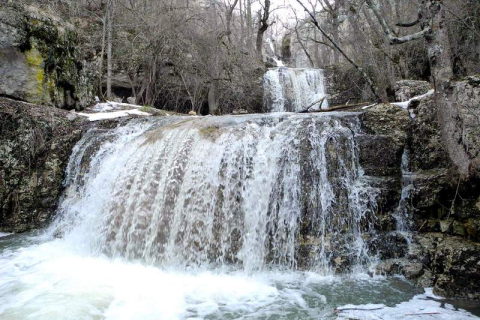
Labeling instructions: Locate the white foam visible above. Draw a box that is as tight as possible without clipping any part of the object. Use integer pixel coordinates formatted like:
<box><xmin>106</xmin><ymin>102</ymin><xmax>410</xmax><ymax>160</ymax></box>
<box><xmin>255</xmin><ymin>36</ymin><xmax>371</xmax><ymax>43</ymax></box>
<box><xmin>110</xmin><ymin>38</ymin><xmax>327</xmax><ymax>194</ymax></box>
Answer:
<box><xmin>1</xmin><ymin>240</ymin><xmax>478</xmax><ymax>320</ymax></box>
<box><xmin>0</xmin><ymin>242</ymin><xmax>279</xmax><ymax>320</ymax></box>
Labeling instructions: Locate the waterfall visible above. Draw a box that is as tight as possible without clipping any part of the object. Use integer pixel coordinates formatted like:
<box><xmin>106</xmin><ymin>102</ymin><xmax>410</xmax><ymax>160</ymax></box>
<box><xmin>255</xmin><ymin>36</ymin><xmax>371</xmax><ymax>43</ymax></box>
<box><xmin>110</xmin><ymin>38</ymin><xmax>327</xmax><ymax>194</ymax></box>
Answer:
<box><xmin>263</xmin><ymin>67</ymin><xmax>329</xmax><ymax>113</ymax></box>
<box><xmin>394</xmin><ymin>148</ymin><xmax>414</xmax><ymax>232</ymax></box>
<box><xmin>52</xmin><ymin>113</ymin><xmax>377</xmax><ymax>273</ymax></box>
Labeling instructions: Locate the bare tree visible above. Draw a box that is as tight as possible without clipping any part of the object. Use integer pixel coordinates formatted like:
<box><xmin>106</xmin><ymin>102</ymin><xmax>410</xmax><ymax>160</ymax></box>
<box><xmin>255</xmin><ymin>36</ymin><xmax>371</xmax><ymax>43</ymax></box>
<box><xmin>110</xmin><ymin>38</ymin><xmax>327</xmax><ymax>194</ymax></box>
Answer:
<box><xmin>296</xmin><ymin>0</ymin><xmax>381</xmax><ymax>100</ymax></box>
<box><xmin>224</xmin><ymin>0</ymin><xmax>240</xmax><ymax>43</ymax></box>
<box><xmin>106</xmin><ymin>0</ymin><xmax>116</xmax><ymax>99</ymax></box>
<box><xmin>256</xmin><ymin>0</ymin><xmax>271</xmax><ymax>58</ymax></box>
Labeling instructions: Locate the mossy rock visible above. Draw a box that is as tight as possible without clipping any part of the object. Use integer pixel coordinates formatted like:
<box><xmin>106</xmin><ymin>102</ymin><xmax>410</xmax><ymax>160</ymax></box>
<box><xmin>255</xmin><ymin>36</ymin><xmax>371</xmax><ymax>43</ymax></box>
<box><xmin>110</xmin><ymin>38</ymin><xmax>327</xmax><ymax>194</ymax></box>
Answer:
<box><xmin>0</xmin><ymin>4</ymin><xmax>95</xmax><ymax>110</ymax></box>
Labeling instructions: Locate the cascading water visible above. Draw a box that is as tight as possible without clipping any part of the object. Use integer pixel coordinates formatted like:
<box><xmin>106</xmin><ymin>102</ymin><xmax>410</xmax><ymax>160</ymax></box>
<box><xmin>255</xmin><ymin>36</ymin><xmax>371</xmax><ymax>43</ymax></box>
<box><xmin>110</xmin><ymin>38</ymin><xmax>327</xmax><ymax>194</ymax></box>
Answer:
<box><xmin>263</xmin><ymin>67</ymin><xmax>329</xmax><ymax>112</ymax></box>
<box><xmin>1</xmin><ymin>83</ymin><xmax>477</xmax><ymax>320</ymax></box>
<box><xmin>394</xmin><ymin>149</ymin><xmax>414</xmax><ymax>232</ymax></box>
<box><xmin>51</xmin><ymin>113</ymin><xmax>376</xmax><ymax>273</ymax></box>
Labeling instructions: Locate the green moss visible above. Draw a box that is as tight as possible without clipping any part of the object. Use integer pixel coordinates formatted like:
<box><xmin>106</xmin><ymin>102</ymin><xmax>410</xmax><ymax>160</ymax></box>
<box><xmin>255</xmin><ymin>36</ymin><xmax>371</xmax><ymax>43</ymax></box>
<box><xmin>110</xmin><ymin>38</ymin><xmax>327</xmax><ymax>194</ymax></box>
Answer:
<box><xmin>25</xmin><ymin>46</ymin><xmax>47</xmax><ymax>103</ymax></box>
<box><xmin>139</xmin><ymin>106</ymin><xmax>158</xmax><ymax>113</ymax></box>
<box><xmin>47</xmin><ymin>77</ymin><xmax>56</xmax><ymax>100</ymax></box>
<box><xmin>199</xmin><ymin>126</ymin><xmax>220</xmax><ymax>141</ymax></box>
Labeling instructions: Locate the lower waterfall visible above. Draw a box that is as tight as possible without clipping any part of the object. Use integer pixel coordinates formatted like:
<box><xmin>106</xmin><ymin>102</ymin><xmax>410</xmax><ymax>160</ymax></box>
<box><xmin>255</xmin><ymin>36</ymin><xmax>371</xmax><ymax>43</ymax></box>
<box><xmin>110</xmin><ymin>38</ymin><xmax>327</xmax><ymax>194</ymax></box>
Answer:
<box><xmin>0</xmin><ymin>113</ymin><xmax>476</xmax><ymax>320</ymax></box>
<box><xmin>53</xmin><ymin>113</ymin><xmax>376</xmax><ymax>272</ymax></box>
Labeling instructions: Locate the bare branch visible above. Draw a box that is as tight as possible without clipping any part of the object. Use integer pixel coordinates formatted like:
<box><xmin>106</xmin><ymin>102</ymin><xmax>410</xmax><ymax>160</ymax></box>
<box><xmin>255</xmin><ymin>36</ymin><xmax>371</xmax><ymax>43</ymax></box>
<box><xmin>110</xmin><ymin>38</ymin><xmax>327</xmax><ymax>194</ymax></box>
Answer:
<box><xmin>396</xmin><ymin>19</ymin><xmax>420</xmax><ymax>27</ymax></box>
<box><xmin>365</xmin><ymin>0</ymin><xmax>429</xmax><ymax>45</ymax></box>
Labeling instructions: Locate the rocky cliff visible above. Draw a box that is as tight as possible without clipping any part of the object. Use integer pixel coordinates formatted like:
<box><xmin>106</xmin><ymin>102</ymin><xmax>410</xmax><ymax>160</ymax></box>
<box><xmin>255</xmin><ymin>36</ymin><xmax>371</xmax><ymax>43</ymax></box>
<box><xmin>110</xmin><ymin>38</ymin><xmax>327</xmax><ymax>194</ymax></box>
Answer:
<box><xmin>0</xmin><ymin>98</ymin><xmax>86</xmax><ymax>232</ymax></box>
<box><xmin>0</xmin><ymin>4</ymin><xmax>95</xmax><ymax>110</ymax></box>
<box><xmin>361</xmin><ymin>77</ymin><xmax>480</xmax><ymax>299</ymax></box>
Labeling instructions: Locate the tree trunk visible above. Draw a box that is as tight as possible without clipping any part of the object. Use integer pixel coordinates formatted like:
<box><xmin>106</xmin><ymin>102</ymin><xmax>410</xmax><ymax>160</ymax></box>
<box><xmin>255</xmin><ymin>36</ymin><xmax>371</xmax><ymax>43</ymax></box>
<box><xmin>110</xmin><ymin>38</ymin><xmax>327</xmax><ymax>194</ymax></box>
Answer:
<box><xmin>422</xmin><ymin>0</ymin><xmax>452</xmax><ymax>86</ymax></box>
<box><xmin>98</xmin><ymin>15</ymin><xmax>107</xmax><ymax>99</ymax></box>
<box><xmin>255</xmin><ymin>30</ymin><xmax>265</xmax><ymax>56</ymax></box>
<box><xmin>256</xmin><ymin>0</ymin><xmax>270</xmax><ymax>58</ymax></box>
<box><xmin>208</xmin><ymin>81</ymin><xmax>218</xmax><ymax>114</ymax></box>
<box><xmin>332</xmin><ymin>20</ymin><xmax>340</xmax><ymax>64</ymax></box>
<box><xmin>246</xmin><ymin>0</ymin><xmax>254</xmax><ymax>52</ymax></box>
<box><xmin>106</xmin><ymin>3</ymin><xmax>113</xmax><ymax>99</ymax></box>
<box><xmin>208</xmin><ymin>0</ymin><xmax>220</xmax><ymax>114</ymax></box>
<box><xmin>225</xmin><ymin>0</ymin><xmax>239</xmax><ymax>44</ymax></box>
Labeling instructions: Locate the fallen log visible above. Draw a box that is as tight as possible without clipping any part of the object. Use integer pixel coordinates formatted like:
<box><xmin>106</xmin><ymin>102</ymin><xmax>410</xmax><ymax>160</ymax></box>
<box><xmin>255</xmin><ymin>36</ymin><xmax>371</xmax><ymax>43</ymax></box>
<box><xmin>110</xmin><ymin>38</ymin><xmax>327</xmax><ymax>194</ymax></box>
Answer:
<box><xmin>298</xmin><ymin>97</ymin><xmax>326</xmax><ymax>113</ymax></box>
<box><xmin>405</xmin><ymin>312</ymin><xmax>441</xmax><ymax>316</ymax></box>
<box><xmin>307</xmin><ymin>101</ymin><xmax>372</xmax><ymax>113</ymax></box>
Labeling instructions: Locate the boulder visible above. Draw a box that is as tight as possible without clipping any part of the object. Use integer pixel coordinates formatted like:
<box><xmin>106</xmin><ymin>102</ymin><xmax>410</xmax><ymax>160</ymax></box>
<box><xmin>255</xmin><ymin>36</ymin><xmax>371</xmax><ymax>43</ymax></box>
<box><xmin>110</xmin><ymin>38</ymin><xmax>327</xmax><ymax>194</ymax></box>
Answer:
<box><xmin>394</xmin><ymin>80</ymin><xmax>431</xmax><ymax>102</ymax></box>
<box><xmin>410</xmin><ymin>233</ymin><xmax>480</xmax><ymax>299</ymax></box>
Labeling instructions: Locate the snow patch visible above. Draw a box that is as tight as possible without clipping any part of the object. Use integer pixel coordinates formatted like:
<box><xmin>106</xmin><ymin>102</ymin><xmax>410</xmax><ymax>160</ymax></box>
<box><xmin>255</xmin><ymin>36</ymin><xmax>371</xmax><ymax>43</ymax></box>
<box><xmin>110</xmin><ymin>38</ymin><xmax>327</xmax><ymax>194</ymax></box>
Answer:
<box><xmin>392</xmin><ymin>89</ymin><xmax>435</xmax><ymax>109</ymax></box>
<box><xmin>336</xmin><ymin>288</ymin><xmax>479</xmax><ymax>320</ymax></box>
<box><xmin>78</xmin><ymin>109</ymin><xmax>151</xmax><ymax>122</ymax></box>
<box><xmin>91</xmin><ymin>101</ymin><xmax>142</xmax><ymax>112</ymax></box>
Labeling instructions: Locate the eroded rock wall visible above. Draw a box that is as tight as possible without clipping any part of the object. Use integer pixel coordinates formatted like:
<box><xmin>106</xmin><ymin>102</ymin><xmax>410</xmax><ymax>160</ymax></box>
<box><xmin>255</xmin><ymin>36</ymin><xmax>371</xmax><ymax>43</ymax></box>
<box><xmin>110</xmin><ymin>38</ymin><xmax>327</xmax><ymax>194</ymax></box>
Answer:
<box><xmin>0</xmin><ymin>98</ymin><xmax>86</xmax><ymax>232</ymax></box>
<box><xmin>362</xmin><ymin>77</ymin><xmax>480</xmax><ymax>300</ymax></box>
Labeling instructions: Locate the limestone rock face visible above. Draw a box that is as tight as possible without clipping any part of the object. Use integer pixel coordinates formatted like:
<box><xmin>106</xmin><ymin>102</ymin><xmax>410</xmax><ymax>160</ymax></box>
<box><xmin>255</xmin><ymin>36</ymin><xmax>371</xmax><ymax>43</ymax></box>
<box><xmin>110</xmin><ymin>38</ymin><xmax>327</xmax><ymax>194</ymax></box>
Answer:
<box><xmin>357</xmin><ymin>104</ymin><xmax>411</xmax><ymax>224</ymax></box>
<box><xmin>359</xmin><ymin>88</ymin><xmax>480</xmax><ymax>299</ymax></box>
<box><xmin>0</xmin><ymin>98</ymin><xmax>86</xmax><ymax>232</ymax></box>
<box><xmin>446</xmin><ymin>76</ymin><xmax>480</xmax><ymax>176</ymax></box>
<box><xmin>407</xmin><ymin>88</ymin><xmax>480</xmax><ymax>238</ymax></box>
<box><xmin>0</xmin><ymin>4</ymin><xmax>95</xmax><ymax>110</ymax></box>
<box><xmin>394</xmin><ymin>80</ymin><xmax>431</xmax><ymax>102</ymax></box>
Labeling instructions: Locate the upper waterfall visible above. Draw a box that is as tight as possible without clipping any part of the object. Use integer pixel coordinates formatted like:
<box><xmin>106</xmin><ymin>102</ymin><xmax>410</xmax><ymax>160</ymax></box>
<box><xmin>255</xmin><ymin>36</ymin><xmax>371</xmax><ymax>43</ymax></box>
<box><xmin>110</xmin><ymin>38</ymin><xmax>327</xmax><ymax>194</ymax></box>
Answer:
<box><xmin>52</xmin><ymin>113</ymin><xmax>377</xmax><ymax>273</ymax></box>
<box><xmin>263</xmin><ymin>67</ymin><xmax>329</xmax><ymax>113</ymax></box>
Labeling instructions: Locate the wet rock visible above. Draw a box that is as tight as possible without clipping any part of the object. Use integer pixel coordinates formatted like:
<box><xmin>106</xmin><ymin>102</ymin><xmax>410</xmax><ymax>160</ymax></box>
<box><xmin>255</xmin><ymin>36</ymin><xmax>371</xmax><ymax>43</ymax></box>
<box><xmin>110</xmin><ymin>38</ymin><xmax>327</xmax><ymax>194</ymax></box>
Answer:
<box><xmin>357</xmin><ymin>135</ymin><xmax>402</xmax><ymax>176</ymax></box>
<box><xmin>370</xmin><ymin>232</ymin><xmax>409</xmax><ymax>259</ymax></box>
<box><xmin>417</xmin><ymin>270</ymin><xmax>434</xmax><ymax>287</ymax></box>
<box><xmin>394</xmin><ymin>80</ymin><xmax>431</xmax><ymax>102</ymax></box>
<box><xmin>402</xmin><ymin>262</ymin><xmax>424</xmax><ymax>279</ymax></box>
<box><xmin>410</xmin><ymin>169</ymin><xmax>450</xmax><ymax>211</ymax></box>
<box><xmin>375</xmin><ymin>259</ymin><xmax>403</xmax><ymax>276</ymax></box>
<box><xmin>0</xmin><ymin>97</ymin><xmax>87</xmax><ymax>232</ymax></box>
<box><xmin>414</xmin><ymin>233</ymin><xmax>480</xmax><ymax>299</ymax></box>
